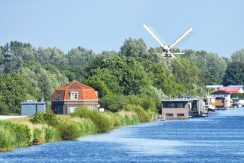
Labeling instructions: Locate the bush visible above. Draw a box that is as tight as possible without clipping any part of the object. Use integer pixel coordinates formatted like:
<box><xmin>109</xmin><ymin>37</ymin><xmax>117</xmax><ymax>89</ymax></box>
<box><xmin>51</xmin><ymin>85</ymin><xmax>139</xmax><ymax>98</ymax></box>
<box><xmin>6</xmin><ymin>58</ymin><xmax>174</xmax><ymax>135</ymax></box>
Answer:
<box><xmin>30</xmin><ymin>112</ymin><xmax>45</xmax><ymax>123</ymax></box>
<box><xmin>0</xmin><ymin>121</ymin><xmax>31</xmax><ymax>147</ymax></box>
<box><xmin>99</xmin><ymin>95</ymin><xmax>124</xmax><ymax>112</ymax></box>
<box><xmin>45</xmin><ymin>126</ymin><xmax>61</xmax><ymax>142</ymax></box>
<box><xmin>0</xmin><ymin>127</ymin><xmax>15</xmax><ymax>151</ymax></box>
<box><xmin>88</xmin><ymin>111</ymin><xmax>113</xmax><ymax>133</ymax></box>
<box><xmin>124</xmin><ymin>95</ymin><xmax>156</xmax><ymax>111</ymax></box>
<box><xmin>126</xmin><ymin>105</ymin><xmax>152</xmax><ymax>122</ymax></box>
<box><xmin>33</xmin><ymin>128</ymin><xmax>45</xmax><ymax>144</ymax></box>
<box><xmin>30</xmin><ymin>112</ymin><xmax>58</xmax><ymax>126</ymax></box>
<box><xmin>104</xmin><ymin>112</ymin><xmax>122</xmax><ymax>128</ymax></box>
<box><xmin>100</xmin><ymin>95</ymin><xmax>157</xmax><ymax>112</ymax></box>
<box><xmin>13</xmin><ymin>123</ymin><xmax>32</xmax><ymax>146</ymax></box>
<box><xmin>76</xmin><ymin>118</ymin><xmax>96</xmax><ymax>135</ymax></box>
<box><xmin>118</xmin><ymin>111</ymin><xmax>140</xmax><ymax>125</ymax></box>
<box><xmin>73</xmin><ymin>107</ymin><xmax>113</xmax><ymax>133</ymax></box>
<box><xmin>57</xmin><ymin>121</ymin><xmax>82</xmax><ymax>140</ymax></box>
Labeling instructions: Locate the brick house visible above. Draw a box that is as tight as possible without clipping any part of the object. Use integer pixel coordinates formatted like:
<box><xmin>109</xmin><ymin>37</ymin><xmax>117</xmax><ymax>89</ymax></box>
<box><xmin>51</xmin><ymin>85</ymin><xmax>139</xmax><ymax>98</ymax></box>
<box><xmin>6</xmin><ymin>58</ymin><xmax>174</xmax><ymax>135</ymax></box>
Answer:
<box><xmin>51</xmin><ymin>81</ymin><xmax>99</xmax><ymax>114</ymax></box>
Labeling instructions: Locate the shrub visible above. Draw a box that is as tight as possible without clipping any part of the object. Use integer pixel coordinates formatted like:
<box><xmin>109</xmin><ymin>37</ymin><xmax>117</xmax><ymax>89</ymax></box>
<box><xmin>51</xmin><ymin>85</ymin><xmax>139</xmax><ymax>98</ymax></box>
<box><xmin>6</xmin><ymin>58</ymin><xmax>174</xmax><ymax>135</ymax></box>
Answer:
<box><xmin>57</xmin><ymin>121</ymin><xmax>82</xmax><ymax>140</ymax></box>
<box><xmin>13</xmin><ymin>123</ymin><xmax>32</xmax><ymax>146</ymax></box>
<box><xmin>124</xmin><ymin>95</ymin><xmax>156</xmax><ymax>111</ymax></box>
<box><xmin>73</xmin><ymin>107</ymin><xmax>113</xmax><ymax>133</ymax></box>
<box><xmin>88</xmin><ymin>111</ymin><xmax>113</xmax><ymax>133</ymax></box>
<box><xmin>104</xmin><ymin>112</ymin><xmax>122</xmax><ymax>128</ymax></box>
<box><xmin>0</xmin><ymin>121</ymin><xmax>31</xmax><ymax>147</ymax></box>
<box><xmin>33</xmin><ymin>128</ymin><xmax>45</xmax><ymax>144</ymax></box>
<box><xmin>30</xmin><ymin>112</ymin><xmax>58</xmax><ymax>126</ymax></box>
<box><xmin>118</xmin><ymin>111</ymin><xmax>140</xmax><ymax>125</ymax></box>
<box><xmin>126</xmin><ymin>105</ymin><xmax>152</xmax><ymax>122</ymax></box>
<box><xmin>99</xmin><ymin>95</ymin><xmax>124</xmax><ymax>112</ymax></box>
<box><xmin>77</xmin><ymin>118</ymin><xmax>96</xmax><ymax>135</ymax></box>
<box><xmin>30</xmin><ymin>112</ymin><xmax>45</xmax><ymax>123</ymax></box>
<box><xmin>45</xmin><ymin>126</ymin><xmax>61</xmax><ymax>142</ymax></box>
<box><xmin>0</xmin><ymin>127</ymin><xmax>15</xmax><ymax>151</ymax></box>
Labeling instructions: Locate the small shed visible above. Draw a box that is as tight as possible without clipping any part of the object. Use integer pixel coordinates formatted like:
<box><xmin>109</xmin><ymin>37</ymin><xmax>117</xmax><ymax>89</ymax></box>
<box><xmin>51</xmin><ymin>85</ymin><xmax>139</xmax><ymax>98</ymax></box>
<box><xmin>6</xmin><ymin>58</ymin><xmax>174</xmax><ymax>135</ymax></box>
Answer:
<box><xmin>20</xmin><ymin>101</ymin><xmax>45</xmax><ymax>115</ymax></box>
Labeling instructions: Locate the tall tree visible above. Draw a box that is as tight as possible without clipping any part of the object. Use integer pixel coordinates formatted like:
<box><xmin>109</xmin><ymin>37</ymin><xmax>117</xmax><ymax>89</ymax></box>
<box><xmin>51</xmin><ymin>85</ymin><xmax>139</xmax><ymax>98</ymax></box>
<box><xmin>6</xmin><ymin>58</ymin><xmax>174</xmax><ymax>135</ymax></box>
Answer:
<box><xmin>231</xmin><ymin>49</ymin><xmax>244</xmax><ymax>63</ymax></box>
<box><xmin>222</xmin><ymin>62</ymin><xmax>244</xmax><ymax>86</ymax></box>
<box><xmin>183</xmin><ymin>50</ymin><xmax>227</xmax><ymax>85</ymax></box>
<box><xmin>120</xmin><ymin>38</ymin><xmax>147</xmax><ymax>57</ymax></box>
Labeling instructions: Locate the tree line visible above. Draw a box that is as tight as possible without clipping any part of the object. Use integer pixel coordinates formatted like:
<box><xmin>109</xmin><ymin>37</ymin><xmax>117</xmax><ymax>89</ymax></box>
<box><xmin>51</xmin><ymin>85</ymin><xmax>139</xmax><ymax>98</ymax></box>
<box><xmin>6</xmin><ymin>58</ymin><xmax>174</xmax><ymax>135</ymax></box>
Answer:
<box><xmin>0</xmin><ymin>39</ymin><xmax>243</xmax><ymax>114</ymax></box>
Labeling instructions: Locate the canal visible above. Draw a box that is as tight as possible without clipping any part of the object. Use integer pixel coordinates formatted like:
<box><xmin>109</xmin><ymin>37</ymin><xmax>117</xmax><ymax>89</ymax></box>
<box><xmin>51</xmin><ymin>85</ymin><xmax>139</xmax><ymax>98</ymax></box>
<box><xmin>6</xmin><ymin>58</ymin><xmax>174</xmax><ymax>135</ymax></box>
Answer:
<box><xmin>1</xmin><ymin>108</ymin><xmax>244</xmax><ymax>162</ymax></box>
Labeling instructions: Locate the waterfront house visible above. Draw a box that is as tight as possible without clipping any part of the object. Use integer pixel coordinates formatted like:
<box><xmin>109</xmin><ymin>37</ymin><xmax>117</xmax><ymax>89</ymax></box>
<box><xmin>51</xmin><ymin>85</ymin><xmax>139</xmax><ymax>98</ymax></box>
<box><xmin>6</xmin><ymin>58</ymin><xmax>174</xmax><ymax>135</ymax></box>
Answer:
<box><xmin>51</xmin><ymin>81</ymin><xmax>99</xmax><ymax>114</ymax></box>
<box><xmin>20</xmin><ymin>100</ymin><xmax>45</xmax><ymax>115</ymax></box>
<box><xmin>161</xmin><ymin>99</ymin><xmax>191</xmax><ymax>120</ymax></box>
<box><xmin>211</xmin><ymin>86</ymin><xmax>244</xmax><ymax>108</ymax></box>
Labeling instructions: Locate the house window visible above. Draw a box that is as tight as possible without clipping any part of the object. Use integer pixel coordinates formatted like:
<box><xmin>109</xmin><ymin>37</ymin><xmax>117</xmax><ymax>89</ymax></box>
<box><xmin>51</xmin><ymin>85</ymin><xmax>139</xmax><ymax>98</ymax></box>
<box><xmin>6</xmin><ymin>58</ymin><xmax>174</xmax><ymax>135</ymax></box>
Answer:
<box><xmin>177</xmin><ymin>113</ymin><xmax>184</xmax><ymax>117</ymax></box>
<box><xmin>70</xmin><ymin>92</ymin><xmax>78</xmax><ymax>100</ymax></box>
<box><xmin>56</xmin><ymin>93</ymin><xmax>62</xmax><ymax>100</ymax></box>
<box><xmin>166</xmin><ymin>113</ymin><xmax>173</xmax><ymax>117</ymax></box>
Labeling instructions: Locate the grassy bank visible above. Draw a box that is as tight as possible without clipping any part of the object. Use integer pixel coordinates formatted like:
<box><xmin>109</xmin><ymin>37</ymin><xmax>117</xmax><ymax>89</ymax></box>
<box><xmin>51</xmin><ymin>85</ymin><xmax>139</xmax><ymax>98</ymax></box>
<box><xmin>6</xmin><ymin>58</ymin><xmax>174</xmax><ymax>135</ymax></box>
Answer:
<box><xmin>0</xmin><ymin>107</ymin><xmax>153</xmax><ymax>151</ymax></box>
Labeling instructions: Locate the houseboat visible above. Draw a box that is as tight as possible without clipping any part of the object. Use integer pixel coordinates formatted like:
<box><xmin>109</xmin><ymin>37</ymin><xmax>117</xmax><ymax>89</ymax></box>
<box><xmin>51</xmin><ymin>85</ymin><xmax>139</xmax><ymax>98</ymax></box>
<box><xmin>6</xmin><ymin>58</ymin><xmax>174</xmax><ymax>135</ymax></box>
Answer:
<box><xmin>160</xmin><ymin>98</ymin><xmax>208</xmax><ymax>121</ymax></box>
<box><xmin>189</xmin><ymin>98</ymin><xmax>208</xmax><ymax>117</ymax></box>
<box><xmin>160</xmin><ymin>99</ymin><xmax>191</xmax><ymax>120</ymax></box>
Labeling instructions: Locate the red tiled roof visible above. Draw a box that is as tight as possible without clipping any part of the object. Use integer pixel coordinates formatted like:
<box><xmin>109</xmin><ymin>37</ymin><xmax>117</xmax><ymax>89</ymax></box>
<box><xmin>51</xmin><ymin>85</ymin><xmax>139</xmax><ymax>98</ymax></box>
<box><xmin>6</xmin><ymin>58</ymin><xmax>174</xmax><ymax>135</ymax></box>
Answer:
<box><xmin>51</xmin><ymin>81</ymin><xmax>98</xmax><ymax>101</ymax></box>
<box><xmin>219</xmin><ymin>87</ymin><xmax>241</xmax><ymax>94</ymax></box>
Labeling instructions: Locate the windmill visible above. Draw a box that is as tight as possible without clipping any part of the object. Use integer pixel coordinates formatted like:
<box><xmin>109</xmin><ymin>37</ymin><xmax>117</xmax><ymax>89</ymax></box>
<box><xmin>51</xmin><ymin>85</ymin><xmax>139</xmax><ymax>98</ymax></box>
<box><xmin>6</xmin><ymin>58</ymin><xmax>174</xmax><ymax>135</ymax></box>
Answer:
<box><xmin>143</xmin><ymin>24</ymin><xmax>192</xmax><ymax>58</ymax></box>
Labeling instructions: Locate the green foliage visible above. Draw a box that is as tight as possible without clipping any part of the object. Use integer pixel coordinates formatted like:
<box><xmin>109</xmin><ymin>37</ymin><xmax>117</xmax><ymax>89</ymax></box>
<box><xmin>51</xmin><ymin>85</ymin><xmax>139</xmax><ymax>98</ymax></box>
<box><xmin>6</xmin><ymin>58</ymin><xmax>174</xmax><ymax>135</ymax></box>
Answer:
<box><xmin>172</xmin><ymin>58</ymin><xmax>205</xmax><ymax>96</ymax></box>
<box><xmin>67</xmin><ymin>47</ymin><xmax>95</xmax><ymax>67</ymax></box>
<box><xmin>0</xmin><ymin>127</ymin><xmax>16</xmax><ymax>151</ymax></box>
<box><xmin>100</xmin><ymin>95</ymin><xmax>156</xmax><ymax>113</ymax></box>
<box><xmin>222</xmin><ymin>62</ymin><xmax>244</xmax><ymax>86</ymax></box>
<box><xmin>231</xmin><ymin>49</ymin><xmax>244</xmax><ymax>63</ymax></box>
<box><xmin>30</xmin><ymin>112</ymin><xmax>58</xmax><ymax>126</ymax></box>
<box><xmin>20</xmin><ymin>61</ymin><xmax>68</xmax><ymax>101</ymax></box>
<box><xmin>120</xmin><ymin>38</ymin><xmax>147</xmax><ymax>57</ymax></box>
<box><xmin>45</xmin><ymin>126</ymin><xmax>61</xmax><ymax>142</ymax></box>
<box><xmin>0</xmin><ymin>72</ymin><xmax>33</xmax><ymax>114</ymax></box>
<box><xmin>99</xmin><ymin>95</ymin><xmax>125</xmax><ymax>112</ymax></box>
<box><xmin>12</xmin><ymin>123</ymin><xmax>32</xmax><ymax>146</ymax></box>
<box><xmin>183</xmin><ymin>50</ymin><xmax>227</xmax><ymax>85</ymax></box>
<box><xmin>33</xmin><ymin>128</ymin><xmax>45</xmax><ymax>143</ymax></box>
<box><xmin>76</xmin><ymin>118</ymin><xmax>96</xmax><ymax>135</ymax></box>
<box><xmin>231</xmin><ymin>93</ymin><xmax>244</xmax><ymax>100</ymax></box>
<box><xmin>144</xmin><ymin>62</ymin><xmax>179</xmax><ymax>96</ymax></box>
<box><xmin>57</xmin><ymin>121</ymin><xmax>82</xmax><ymax>140</ymax></box>
<box><xmin>85</xmin><ymin>56</ymin><xmax>151</xmax><ymax>95</ymax></box>
<box><xmin>0</xmin><ymin>121</ymin><xmax>31</xmax><ymax>147</ymax></box>
<box><xmin>85</xmin><ymin>76</ymin><xmax>112</xmax><ymax>98</ymax></box>
<box><xmin>118</xmin><ymin>111</ymin><xmax>140</xmax><ymax>125</ymax></box>
<box><xmin>124</xmin><ymin>95</ymin><xmax>156</xmax><ymax>111</ymax></box>
<box><xmin>72</xmin><ymin>107</ymin><xmax>113</xmax><ymax>133</ymax></box>
<box><xmin>125</xmin><ymin>105</ymin><xmax>152</xmax><ymax>122</ymax></box>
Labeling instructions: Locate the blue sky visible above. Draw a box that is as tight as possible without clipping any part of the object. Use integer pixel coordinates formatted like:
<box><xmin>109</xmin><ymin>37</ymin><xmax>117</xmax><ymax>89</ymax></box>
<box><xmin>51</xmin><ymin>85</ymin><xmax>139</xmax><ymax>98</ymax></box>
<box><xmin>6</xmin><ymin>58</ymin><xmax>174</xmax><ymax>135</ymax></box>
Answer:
<box><xmin>0</xmin><ymin>0</ymin><xmax>243</xmax><ymax>57</ymax></box>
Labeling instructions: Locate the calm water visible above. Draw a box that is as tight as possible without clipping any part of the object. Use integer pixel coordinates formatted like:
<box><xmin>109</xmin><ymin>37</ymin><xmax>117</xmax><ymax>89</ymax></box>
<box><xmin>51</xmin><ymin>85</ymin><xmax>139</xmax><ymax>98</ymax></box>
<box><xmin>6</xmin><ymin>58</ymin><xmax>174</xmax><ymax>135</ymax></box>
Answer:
<box><xmin>1</xmin><ymin>108</ymin><xmax>244</xmax><ymax>163</ymax></box>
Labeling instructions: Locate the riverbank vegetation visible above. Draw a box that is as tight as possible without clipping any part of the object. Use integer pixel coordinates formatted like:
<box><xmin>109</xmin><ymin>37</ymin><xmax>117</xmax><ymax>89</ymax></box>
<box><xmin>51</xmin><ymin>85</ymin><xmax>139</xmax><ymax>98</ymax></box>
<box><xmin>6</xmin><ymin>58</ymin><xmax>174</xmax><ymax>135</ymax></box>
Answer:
<box><xmin>0</xmin><ymin>106</ymin><xmax>146</xmax><ymax>151</ymax></box>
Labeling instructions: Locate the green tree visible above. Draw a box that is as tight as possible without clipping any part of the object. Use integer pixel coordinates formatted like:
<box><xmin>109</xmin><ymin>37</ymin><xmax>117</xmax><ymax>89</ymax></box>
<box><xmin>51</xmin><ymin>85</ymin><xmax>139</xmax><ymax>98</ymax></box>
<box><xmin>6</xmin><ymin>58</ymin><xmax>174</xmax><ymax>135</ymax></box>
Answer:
<box><xmin>120</xmin><ymin>38</ymin><xmax>147</xmax><ymax>57</ymax></box>
<box><xmin>0</xmin><ymin>72</ymin><xmax>32</xmax><ymax>114</ymax></box>
<box><xmin>85</xmin><ymin>56</ymin><xmax>151</xmax><ymax>95</ymax></box>
<box><xmin>231</xmin><ymin>49</ymin><xmax>244</xmax><ymax>63</ymax></box>
<box><xmin>222</xmin><ymin>62</ymin><xmax>244</xmax><ymax>86</ymax></box>
<box><xmin>183</xmin><ymin>50</ymin><xmax>227</xmax><ymax>85</ymax></box>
